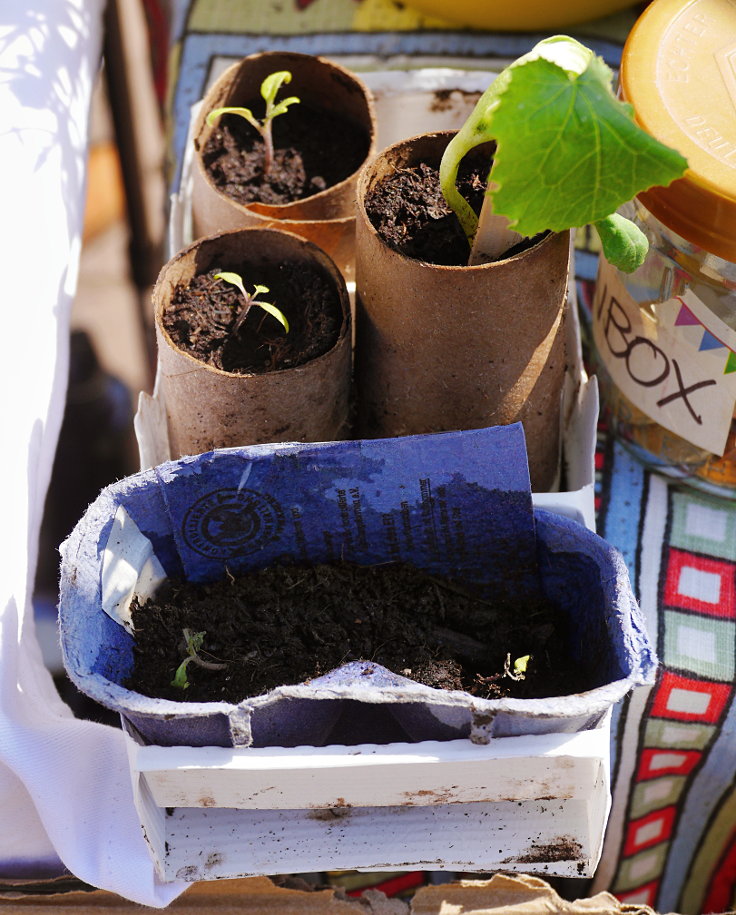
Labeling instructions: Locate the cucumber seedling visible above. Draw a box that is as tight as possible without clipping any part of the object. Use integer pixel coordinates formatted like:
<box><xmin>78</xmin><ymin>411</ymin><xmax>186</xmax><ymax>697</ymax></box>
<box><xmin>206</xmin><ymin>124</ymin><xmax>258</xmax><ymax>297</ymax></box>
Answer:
<box><xmin>439</xmin><ymin>36</ymin><xmax>688</xmax><ymax>271</ymax></box>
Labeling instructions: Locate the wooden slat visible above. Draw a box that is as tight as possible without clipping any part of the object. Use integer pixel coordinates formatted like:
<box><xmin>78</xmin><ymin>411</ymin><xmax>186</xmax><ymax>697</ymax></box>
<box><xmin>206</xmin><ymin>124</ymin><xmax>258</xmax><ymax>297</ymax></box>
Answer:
<box><xmin>134</xmin><ymin>732</ymin><xmax>606</xmax><ymax>811</ymax></box>
<box><xmin>144</xmin><ymin>795</ymin><xmax>605</xmax><ymax>882</ymax></box>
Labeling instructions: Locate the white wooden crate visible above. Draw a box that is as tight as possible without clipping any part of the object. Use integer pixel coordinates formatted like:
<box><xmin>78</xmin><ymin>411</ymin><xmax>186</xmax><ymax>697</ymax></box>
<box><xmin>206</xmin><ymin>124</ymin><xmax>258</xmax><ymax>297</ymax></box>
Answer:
<box><xmin>125</xmin><ymin>716</ymin><xmax>611</xmax><ymax>882</ymax></box>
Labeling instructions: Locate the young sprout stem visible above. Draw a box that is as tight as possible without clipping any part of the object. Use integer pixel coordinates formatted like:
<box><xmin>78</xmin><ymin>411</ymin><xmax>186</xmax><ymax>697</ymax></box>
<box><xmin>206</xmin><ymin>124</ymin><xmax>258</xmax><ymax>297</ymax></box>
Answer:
<box><xmin>171</xmin><ymin>628</ymin><xmax>226</xmax><ymax>690</ymax></box>
<box><xmin>206</xmin><ymin>70</ymin><xmax>300</xmax><ymax>178</ymax></box>
<box><xmin>213</xmin><ymin>271</ymin><xmax>289</xmax><ymax>333</ymax></box>
<box><xmin>438</xmin><ymin>95</ymin><xmax>524</xmax><ymax>265</ymax></box>
<box><xmin>504</xmin><ymin>652</ymin><xmax>530</xmax><ymax>681</ymax></box>
<box><xmin>261</xmin><ymin>119</ymin><xmax>276</xmax><ymax>177</ymax></box>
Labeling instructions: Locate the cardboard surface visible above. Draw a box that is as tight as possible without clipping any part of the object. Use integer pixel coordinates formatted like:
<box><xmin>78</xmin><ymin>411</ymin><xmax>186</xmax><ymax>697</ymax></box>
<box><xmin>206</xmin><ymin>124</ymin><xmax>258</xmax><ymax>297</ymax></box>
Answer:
<box><xmin>0</xmin><ymin>874</ymin><xmax>663</xmax><ymax>913</ymax></box>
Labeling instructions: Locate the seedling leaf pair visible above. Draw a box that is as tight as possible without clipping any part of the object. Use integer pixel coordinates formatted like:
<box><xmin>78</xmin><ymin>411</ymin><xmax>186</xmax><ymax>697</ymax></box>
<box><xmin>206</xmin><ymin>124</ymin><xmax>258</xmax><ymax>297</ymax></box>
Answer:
<box><xmin>260</xmin><ymin>70</ymin><xmax>300</xmax><ymax>116</ymax></box>
<box><xmin>503</xmin><ymin>653</ymin><xmax>531</xmax><ymax>681</ymax></box>
<box><xmin>440</xmin><ymin>36</ymin><xmax>688</xmax><ymax>273</ymax></box>
<box><xmin>171</xmin><ymin>629</ymin><xmax>226</xmax><ymax>690</ymax></box>
<box><xmin>214</xmin><ymin>271</ymin><xmax>290</xmax><ymax>333</ymax></box>
<box><xmin>206</xmin><ymin>70</ymin><xmax>300</xmax><ymax>176</ymax></box>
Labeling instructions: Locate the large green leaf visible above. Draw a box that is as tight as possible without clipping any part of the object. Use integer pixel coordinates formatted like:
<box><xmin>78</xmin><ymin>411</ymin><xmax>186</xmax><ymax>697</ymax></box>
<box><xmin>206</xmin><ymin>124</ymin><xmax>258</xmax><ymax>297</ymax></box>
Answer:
<box><xmin>488</xmin><ymin>48</ymin><xmax>687</xmax><ymax>236</ymax></box>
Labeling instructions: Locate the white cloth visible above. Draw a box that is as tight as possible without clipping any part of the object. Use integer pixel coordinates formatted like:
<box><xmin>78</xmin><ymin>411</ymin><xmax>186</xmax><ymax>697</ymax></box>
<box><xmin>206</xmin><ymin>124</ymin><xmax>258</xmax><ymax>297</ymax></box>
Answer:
<box><xmin>0</xmin><ymin>2</ymin><xmax>184</xmax><ymax>905</ymax></box>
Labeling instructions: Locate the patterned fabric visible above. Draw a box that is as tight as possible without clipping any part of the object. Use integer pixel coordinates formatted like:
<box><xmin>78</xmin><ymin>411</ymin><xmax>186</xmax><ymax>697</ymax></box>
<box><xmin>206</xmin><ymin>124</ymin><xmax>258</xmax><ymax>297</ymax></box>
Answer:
<box><xmin>159</xmin><ymin>2</ymin><xmax>736</xmax><ymax>911</ymax></box>
<box><xmin>589</xmin><ymin>437</ymin><xmax>736</xmax><ymax>914</ymax></box>
<box><xmin>577</xmin><ymin>255</ymin><xmax>736</xmax><ymax>913</ymax></box>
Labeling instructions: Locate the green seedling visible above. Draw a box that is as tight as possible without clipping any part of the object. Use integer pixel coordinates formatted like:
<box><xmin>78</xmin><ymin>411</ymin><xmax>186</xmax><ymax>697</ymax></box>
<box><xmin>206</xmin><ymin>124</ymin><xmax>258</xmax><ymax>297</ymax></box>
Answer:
<box><xmin>206</xmin><ymin>70</ymin><xmax>300</xmax><ymax>177</ymax></box>
<box><xmin>214</xmin><ymin>271</ymin><xmax>290</xmax><ymax>333</ymax></box>
<box><xmin>503</xmin><ymin>652</ymin><xmax>531</xmax><ymax>682</ymax></box>
<box><xmin>512</xmin><ymin>654</ymin><xmax>530</xmax><ymax>679</ymax></box>
<box><xmin>439</xmin><ymin>35</ymin><xmax>688</xmax><ymax>272</ymax></box>
<box><xmin>171</xmin><ymin>628</ymin><xmax>227</xmax><ymax>690</ymax></box>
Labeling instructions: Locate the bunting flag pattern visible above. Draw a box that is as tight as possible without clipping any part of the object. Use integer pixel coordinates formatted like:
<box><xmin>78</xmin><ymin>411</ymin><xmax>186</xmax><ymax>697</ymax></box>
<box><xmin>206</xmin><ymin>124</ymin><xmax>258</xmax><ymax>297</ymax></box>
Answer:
<box><xmin>674</xmin><ymin>303</ymin><xmax>701</xmax><ymax>328</ymax></box>
<box><xmin>673</xmin><ymin>299</ymin><xmax>736</xmax><ymax>373</ymax></box>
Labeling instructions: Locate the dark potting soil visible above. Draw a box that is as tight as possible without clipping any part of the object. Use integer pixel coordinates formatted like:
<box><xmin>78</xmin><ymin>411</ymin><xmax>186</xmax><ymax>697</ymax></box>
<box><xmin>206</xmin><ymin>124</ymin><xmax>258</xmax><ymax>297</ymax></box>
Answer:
<box><xmin>126</xmin><ymin>561</ymin><xmax>593</xmax><ymax>705</ymax></box>
<box><xmin>202</xmin><ymin>104</ymin><xmax>370</xmax><ymax>206</ymax></box>
<box><xmin>364</xmin><ymin>148</ymin><xmax>542</xmax><ymax>266</ymax></box>
<box><xmin>162</xmin><ymin>262</ymin><xmax>343</xmax><ymax>374</ymax></box>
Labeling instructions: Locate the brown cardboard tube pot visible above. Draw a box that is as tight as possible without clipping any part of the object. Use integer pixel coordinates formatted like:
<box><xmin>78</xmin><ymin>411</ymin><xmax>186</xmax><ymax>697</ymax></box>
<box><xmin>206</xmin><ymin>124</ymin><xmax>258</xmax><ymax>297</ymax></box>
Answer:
<box><xmin>354</xmin><ymin>131</ymin><xmax>571</xmax><ymax>491</ymax></box>
<box><xmin>192</xmin><ymin>51</ymin><xmax>377</xmax><ymax>280</ymax></box>
<box><xmin>154</xmin><ymin>227</ymin><xmax>352</xmax><ymax>458</ymax></box>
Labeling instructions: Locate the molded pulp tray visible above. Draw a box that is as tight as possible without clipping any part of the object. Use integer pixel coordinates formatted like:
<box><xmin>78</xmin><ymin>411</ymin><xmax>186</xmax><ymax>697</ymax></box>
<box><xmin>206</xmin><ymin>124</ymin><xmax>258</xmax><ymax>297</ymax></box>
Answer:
<box><xmin>60</xmin><ymin>426</ymin><xmax>654</xmax><ymax>749</ymax></box>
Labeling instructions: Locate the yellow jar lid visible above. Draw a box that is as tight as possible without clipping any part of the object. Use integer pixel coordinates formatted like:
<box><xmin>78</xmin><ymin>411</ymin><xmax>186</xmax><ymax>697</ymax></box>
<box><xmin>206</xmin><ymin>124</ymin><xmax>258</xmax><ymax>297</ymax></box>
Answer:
<box><xmin>620</xmin><ymin>0</ymin><xmax>736</xmax><ymax>261</ymax></box>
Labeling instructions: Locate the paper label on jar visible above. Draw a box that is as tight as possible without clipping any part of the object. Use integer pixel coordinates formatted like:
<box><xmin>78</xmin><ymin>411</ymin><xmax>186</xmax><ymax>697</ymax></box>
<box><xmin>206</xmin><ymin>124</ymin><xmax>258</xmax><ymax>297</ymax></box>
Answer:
<box><xmin>593</xmin><ymin>258</ymin><xmax>736</xmax><ymax>456</ymax></box>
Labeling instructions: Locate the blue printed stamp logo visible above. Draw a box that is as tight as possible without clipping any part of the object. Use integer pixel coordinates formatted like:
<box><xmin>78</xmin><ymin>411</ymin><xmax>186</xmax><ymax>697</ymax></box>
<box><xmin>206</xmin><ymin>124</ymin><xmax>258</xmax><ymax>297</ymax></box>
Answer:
<box><xmin>183</xmin><ymin>488</ymin><xmax>284</xmax><ymax>558</ymax></box>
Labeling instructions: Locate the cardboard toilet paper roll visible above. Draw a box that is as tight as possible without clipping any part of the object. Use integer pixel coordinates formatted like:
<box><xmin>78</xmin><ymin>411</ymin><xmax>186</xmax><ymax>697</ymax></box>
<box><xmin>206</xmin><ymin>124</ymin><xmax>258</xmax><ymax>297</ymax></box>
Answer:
<box><xmin>354</xmin><ymin>131</ymin><xmax>570</xmax><ymax>491</ymax></box>
<box><xmin>192</xmin><ymin>51</ymin><xmax>377</xmax><ymax>280</ymax></box>
<box><xmin>154</xmin><ymin>227</ymin><xmax>352</xmax><ymax>458</ymax></box>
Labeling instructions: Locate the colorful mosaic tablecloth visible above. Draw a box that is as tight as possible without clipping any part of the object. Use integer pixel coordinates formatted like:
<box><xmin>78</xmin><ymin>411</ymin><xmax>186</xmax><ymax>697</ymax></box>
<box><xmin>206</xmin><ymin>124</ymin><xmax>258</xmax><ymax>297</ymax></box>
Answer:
<box><xmin>157</xmin><ymin>2</ymin><xmax>736</xmax><ymax>912</ymax></box>
<box><xmin>589</xmin><ymin>434</ymin><xmax>736</xmax><ymax>914</ymax></box>
<box><xmin>576</xmin><ymin>260</ymin><xmax>736</xmax><ymax>913</ymax></box>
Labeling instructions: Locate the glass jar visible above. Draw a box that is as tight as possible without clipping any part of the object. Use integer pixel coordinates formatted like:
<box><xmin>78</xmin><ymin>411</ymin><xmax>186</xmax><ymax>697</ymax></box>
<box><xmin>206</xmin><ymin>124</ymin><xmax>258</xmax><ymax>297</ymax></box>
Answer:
<box><xmin>593</xmin><ymin>0</ymin><xmax>736</xmax><ymax>496</ymax></box>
